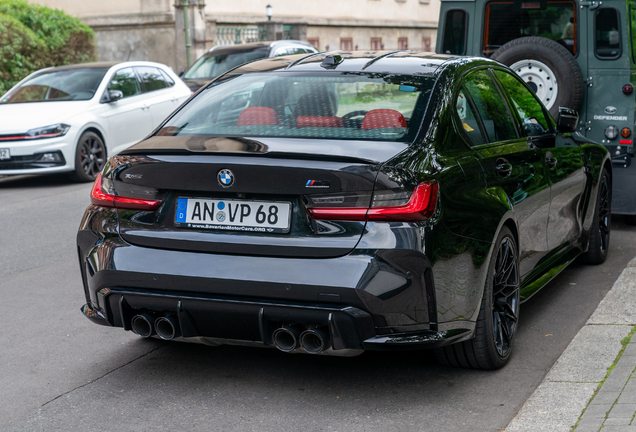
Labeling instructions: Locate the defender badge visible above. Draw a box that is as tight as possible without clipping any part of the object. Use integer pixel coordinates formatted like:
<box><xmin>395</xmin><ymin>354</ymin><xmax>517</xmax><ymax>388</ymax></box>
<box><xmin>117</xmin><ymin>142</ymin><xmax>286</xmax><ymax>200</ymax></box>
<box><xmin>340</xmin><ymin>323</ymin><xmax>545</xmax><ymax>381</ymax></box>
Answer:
<box><xmin>605</xmin><ymin>106</ymin><xmax>618</xmax><ymax>114</ymax></box>
<box><xmin>218</xmin><ymin>169</ymin><xmax>234</xmax><ymax>188</ymax></box>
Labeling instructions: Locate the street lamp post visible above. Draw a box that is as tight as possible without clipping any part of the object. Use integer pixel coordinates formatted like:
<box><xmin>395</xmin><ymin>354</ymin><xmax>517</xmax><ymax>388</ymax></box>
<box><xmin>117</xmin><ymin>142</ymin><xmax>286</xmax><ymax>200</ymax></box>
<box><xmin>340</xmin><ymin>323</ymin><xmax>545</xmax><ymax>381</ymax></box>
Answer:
<box><xmin>266</xmin><ymin>5</ymin><xmax>273</xmax><ymax>21</ymax></box>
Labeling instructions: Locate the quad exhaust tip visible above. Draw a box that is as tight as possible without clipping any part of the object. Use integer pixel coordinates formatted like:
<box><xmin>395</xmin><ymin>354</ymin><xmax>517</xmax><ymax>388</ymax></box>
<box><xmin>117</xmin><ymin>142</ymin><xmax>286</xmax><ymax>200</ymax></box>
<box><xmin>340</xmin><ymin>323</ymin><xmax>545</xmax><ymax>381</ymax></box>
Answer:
<box><xmin>155</xmin><ymin>315</ymin><xmax>181</xmax><ymax>340</ymax></box>
<box><xmin>131</xmin><ymin>314</ymin><xmax>156</xmax><ymax>338</ymax></box>
<box><xmin>300</xmin><ymin>328</ymin><xmax>330</xmax><ymax>354</ymax></box>
<box><xmin>272</xmin><ymin>326</ymin><xmax>302</xmax><ymax>352</ymax></box>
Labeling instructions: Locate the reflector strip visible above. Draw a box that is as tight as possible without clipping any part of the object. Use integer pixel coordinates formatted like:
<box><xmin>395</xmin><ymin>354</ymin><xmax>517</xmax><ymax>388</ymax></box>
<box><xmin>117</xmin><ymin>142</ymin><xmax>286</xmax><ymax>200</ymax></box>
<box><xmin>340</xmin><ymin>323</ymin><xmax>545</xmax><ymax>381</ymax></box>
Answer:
<box><xmin>620</xmin><ymin>140</ymin><xmax>633</xmax><ymax>144</ymax></box>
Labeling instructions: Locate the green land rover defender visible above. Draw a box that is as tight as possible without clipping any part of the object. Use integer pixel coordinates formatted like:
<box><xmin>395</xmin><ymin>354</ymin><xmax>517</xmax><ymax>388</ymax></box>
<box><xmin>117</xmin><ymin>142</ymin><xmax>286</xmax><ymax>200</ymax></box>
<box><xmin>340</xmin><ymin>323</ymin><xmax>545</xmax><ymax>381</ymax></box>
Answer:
<box><xmin>436</xmin><ymin>0</ymin><xmax>636</xmax><ymax>217</ymax></box>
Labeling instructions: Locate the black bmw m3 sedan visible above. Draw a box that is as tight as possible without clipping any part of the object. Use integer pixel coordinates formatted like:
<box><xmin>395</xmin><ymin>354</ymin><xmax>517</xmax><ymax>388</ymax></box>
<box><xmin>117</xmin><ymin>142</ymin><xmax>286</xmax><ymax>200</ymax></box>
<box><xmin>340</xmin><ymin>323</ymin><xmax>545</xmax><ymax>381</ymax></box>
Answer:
<box><xmin>77</xmin><ymin>51</ymin><xmax>611</xmax><ymax>369</ymax></box>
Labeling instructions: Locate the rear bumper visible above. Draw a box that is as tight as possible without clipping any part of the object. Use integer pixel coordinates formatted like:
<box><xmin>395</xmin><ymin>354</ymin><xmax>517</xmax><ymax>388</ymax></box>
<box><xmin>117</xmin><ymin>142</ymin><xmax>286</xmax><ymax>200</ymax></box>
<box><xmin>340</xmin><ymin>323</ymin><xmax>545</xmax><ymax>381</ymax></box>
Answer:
<box><xmin>77</xmin><ymin>205</ymin><xmax>480</xmax><ymax>352</ymax></box>
<box><xmin>80</xmin><ymin>291</ymin><xmax>472</xmax><ymax>351</ymax></box>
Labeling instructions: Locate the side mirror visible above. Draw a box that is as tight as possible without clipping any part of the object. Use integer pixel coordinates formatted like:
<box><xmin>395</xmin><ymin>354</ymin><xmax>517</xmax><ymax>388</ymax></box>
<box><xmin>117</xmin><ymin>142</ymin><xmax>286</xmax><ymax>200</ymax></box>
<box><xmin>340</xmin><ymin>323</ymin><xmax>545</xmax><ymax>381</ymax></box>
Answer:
<box><xmin>179</xmin><ymin>70</ymin><xmax>185</xmax><ymax>78</ymax></box>
<box><xmin>108</xmin><ymin>90</ymin><xmax>124</xmax><ymax>103</ymax></box>
<box><xmin>557</xmin><ymin>107</ymin><xmax>579</xmax><ymax>133</ymax></box>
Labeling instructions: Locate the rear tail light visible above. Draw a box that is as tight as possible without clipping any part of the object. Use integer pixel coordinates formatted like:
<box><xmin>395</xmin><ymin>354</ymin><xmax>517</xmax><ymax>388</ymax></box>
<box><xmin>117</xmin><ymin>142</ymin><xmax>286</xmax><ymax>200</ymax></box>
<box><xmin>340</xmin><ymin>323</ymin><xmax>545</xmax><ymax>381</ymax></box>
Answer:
<box><xmin>622</xmin><ymin>127</ymin><xmax>631</xmax><ymax>138</ymax></box>
<box><xmin>90</xmin><ymin>172</ymin><xmax>162</xmax><ymax>211</ymax></box>
<box><xmin>623</xmin><ymin>84</ymin><xmax>634</xmax><ymax>95</ymax></box>
<box><xmin>306</xmin><ymin>181</ymin><xmax>438</xmax><ymax>222</ymax></box>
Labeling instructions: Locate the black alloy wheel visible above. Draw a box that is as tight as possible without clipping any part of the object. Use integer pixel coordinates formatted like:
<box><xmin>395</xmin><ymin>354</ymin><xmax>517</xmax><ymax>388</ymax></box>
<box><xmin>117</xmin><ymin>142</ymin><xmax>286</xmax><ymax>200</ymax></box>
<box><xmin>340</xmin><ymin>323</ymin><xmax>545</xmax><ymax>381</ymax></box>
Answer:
<box><xmin>70</xmin><ymin>131</ymin><xmax>106</xmax><ymax>182</ymax></box>
<box><xmin>582</xmin><ymin>168</ymin><xmax>611</xmax><ymax>264</ymax></box>
<box><xmin>491</xmin><ymin>235</ymin><xmax>520</xmax><ymax>358</ymax></box>
<box><xmin>435</xmin><ymin>226</ymin><xmax>520</xmax><ymax>369</ymax></box>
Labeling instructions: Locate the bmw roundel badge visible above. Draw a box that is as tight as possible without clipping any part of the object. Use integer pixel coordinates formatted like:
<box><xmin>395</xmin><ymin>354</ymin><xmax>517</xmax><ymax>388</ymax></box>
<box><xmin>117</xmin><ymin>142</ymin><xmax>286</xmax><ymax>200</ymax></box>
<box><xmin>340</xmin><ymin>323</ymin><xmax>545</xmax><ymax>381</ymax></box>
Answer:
<box><xmin>218</xmin><ymin>169</ymin><xmax>234</xmax><ymax>188</ymax></box>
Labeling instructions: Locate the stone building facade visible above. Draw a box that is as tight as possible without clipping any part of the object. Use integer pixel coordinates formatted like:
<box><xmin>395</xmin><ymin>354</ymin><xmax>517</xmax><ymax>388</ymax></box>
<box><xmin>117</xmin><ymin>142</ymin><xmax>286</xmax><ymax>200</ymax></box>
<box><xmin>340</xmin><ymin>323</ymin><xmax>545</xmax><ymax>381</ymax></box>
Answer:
<box><xmin>30</xmin><ymin>0</ymin><xmax>440</xmax><ymax>72</ymax></box>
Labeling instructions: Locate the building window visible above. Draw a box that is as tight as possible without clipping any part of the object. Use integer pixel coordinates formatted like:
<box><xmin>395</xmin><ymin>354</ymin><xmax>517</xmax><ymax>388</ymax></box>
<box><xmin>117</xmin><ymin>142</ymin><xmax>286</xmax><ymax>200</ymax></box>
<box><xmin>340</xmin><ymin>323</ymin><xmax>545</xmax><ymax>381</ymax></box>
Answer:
<box><xmin>340</xmin><ymin>38</ymin><xmax>353</xmax><ymax>51</ymax></box>
<box><xmin>422</xmin><ymin>36</ymin><xmax>432</xmax><ymax>52</ymax></box>
<box><xmin>307</xmin><ymin>38</ymin><xmax>320</xmax><ymax>50</ymax></box>
<box><xmin>398</xmin><ymin>37</ymin><xmax>408</xmax><ymax>50</ymax></box>
<box><xmin>370</xmin><ymin>38</ymin><xmax>383</xmax><ymax>50</ymax></box>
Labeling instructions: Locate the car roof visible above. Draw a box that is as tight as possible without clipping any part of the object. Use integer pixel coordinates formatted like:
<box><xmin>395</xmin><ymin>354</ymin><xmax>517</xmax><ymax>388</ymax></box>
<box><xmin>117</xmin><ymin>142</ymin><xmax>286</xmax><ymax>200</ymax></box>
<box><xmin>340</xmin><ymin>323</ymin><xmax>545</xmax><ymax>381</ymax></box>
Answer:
<box><xmin>207</xmin><ymin>40</ymin><xmax>314</xmax><ymax>55</ymax></box>
<box><xmin>41</xmin><ymin>61</ymin><xmax>173</xmax><ymax>73</ymax></box>
<box><xmin>226</xmin><ymin>50</ymin><xmax>496</xmax><ymax>76</ymax></box>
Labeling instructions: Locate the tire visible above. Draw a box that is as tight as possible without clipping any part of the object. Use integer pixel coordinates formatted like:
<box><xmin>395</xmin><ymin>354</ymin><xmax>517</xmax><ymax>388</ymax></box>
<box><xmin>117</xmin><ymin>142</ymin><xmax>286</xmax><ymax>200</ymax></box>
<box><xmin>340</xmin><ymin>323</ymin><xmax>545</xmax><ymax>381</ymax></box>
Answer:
<box><xmin>435</xmin><ymin>226</ymin><xmax>520</xmax><ymax>370</ymax></box>
<box><xmin>582</xmin><ymin>168</ymin><xmax>611</xmax><ymax>264</ymax></box>
<box><xmin>491</xmin><ymin>36</ymin><xmax>584</xmax><ymax>120</ymax></box>
<box><xmin>69</xmin><ymin>131</ymin><xmax>106</xmax><ymax>182</ymax></box>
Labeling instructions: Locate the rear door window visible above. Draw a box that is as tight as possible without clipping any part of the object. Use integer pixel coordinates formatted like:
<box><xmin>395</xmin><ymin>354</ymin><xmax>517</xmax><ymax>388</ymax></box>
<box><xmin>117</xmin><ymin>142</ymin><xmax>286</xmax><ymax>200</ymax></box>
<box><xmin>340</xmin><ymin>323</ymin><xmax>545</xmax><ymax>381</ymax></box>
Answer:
<box><xmin>135</xmin><ymin>67</ymin><xmax>169</xmax><ymax>92</ymax></box>
<box><xmin>108</xmin><ymin>67</ymin><xmax>140</xmax><ymax>98</ymax></box>
<box><xmin>595</xmin><ymin>8</ymin><xmax>622</xmax><ymax>59</ymax></box>
<box><xmin>442</xmin><ymin>10</ymin><xmax>467</xmax><ymax>54</ymax></box>
<box><xmin>462</xmin><ymin>70</ymin><xmax>518</xmax><ymax>143</ymax></box>
<box><xmin>483</xmin><ymin>1</ymin><xmax>577</xmax><ymax>56</ymax></box>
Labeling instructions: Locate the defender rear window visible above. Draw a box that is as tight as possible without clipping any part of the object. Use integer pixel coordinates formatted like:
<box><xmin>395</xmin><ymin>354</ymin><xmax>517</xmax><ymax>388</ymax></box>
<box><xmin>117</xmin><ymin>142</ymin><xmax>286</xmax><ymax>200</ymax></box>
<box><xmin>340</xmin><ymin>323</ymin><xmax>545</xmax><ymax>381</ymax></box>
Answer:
<box><xmin>156</xmin><ymin>73</ymin><xmax>433</xmax><ymax>142</ymax></box>
<box><xmin>442</xmin><ymin>10</ymin><xmax>468</xmax><ymax>55</ymax></box>
<box><xmin>483</xmin><ymin>1</ymin><xmax>577</xmax><ymax>56</ymax></box>
<box><xmin>595</xmin><ymin>8</ymin><xmax>621</xmax><ymax>59</ymax></box>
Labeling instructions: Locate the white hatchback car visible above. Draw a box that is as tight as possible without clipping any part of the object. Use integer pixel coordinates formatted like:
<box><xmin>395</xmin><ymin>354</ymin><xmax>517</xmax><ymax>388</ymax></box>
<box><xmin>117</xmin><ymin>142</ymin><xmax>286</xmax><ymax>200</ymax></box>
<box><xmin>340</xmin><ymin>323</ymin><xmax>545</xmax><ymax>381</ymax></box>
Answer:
<box><xmin>0</xmin><ymin>61</ymin><xmax>191</xmax><ymax>181</ymax></box>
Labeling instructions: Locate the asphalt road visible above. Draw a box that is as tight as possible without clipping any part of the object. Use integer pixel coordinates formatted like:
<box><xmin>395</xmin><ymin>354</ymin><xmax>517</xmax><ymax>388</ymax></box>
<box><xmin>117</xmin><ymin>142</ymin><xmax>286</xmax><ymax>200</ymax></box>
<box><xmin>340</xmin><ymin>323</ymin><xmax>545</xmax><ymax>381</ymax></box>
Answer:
<box><xmin>2</xmin><ymin>173</ymin><xmax>635</xmax><ymax>432</ymax></box>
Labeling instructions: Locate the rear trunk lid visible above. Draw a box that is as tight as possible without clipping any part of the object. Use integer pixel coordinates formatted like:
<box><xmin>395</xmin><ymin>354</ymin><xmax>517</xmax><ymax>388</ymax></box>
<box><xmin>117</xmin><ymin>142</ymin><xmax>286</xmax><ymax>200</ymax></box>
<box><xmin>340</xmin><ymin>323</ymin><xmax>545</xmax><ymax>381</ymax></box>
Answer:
<box><xmin>112</xmin><ymin>136</ymin><xmax>408</xmax><ymax>258</ymax></box>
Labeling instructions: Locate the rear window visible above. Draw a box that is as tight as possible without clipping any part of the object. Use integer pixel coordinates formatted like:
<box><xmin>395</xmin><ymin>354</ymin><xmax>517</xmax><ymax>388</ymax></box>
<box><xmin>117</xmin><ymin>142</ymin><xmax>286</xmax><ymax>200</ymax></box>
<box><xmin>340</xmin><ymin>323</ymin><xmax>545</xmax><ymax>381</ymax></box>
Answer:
<box><xmin>184</xmin><ymin>49</ymin><xmax>269</xmax><ymax>80</ymax></box>
<box><xmin>483</xmin><ymin>1</ymin><xmax>577</xmax><ymax>56</ymax></box>
<box><xmin>595</xmin><ymin>8</ymin><xmax>621</xmax><ymax>59</ymax></box>
<box><xmin>156</xmin><ymin>72</ymin><xmax>433</xmax><ymax>142</ymax></box>
<box><xmin>442</xmin><ymin>10</ymin><xmax>468</xmax><ymax>55</ymax></box>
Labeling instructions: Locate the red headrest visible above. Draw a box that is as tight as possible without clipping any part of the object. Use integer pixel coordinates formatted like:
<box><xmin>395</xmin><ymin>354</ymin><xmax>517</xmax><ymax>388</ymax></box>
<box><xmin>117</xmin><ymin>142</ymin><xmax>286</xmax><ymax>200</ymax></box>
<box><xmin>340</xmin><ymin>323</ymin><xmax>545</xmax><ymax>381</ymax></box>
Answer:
<box><xmin>237</xmin><ymin>107</ymin><xmax>280</xmax><ymax>126</ymax></box>
<box><xmin>361</xmin><ymin>109</ymin><xmax>407</xmax><ymax>129</ymax></box>
<box><xmin>296</xmin><ymin>116</ymin><xmax>345</xmax><ymax>128</ymax></box>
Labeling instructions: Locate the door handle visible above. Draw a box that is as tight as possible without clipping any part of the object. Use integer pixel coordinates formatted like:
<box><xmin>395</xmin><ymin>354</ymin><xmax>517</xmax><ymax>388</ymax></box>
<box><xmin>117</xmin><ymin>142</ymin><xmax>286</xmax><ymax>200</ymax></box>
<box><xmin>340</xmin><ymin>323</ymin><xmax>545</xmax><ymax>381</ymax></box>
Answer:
<box><xmin>545</xmin><ymin>152</ymin><xmax>558</xmax><ymax>168</ymax></box>
<box><xmin>496</xmin><ymin>158</ymin><xmax>513</xmax><ymax>176</ymax></box>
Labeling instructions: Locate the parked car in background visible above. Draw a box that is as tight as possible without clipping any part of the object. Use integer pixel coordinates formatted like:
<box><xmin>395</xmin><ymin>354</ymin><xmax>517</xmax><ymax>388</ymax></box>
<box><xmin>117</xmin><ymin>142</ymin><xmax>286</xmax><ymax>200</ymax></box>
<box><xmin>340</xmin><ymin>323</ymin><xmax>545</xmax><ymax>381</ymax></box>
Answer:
<box><xmin>78</xmin><ymin>51</ymin><xmax>611</xmax><ymax>370</ymax></box>
<box><xmin>0</xmin><ymin>61</ymin><xmax>191</xmax><ymax>181</ymax></box>
<box><xmin>181</xmin><ymin>40</ymin><xmax>318</xmax><ymax>92</ymax></box>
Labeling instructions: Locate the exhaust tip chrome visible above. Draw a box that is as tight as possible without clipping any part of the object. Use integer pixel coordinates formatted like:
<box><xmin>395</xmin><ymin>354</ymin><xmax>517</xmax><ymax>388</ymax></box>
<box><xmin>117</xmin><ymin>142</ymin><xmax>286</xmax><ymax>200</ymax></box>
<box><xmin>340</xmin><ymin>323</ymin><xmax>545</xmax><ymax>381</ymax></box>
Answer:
<box><xmin>131</xmin><ymin>314</ymin><xmax>155</xmax><ymax>338</ymax></box>
<box><xmin>300</xmin><ymin>328</ymin><xmax>330</xmax><ymax>354</ymax></box>
<box><xmin>155</xmin><ymin>316</ymin><xmax>181</xmax><ymax>340</ymax></box>
<box><xmin>272</xmin><ymin>326</ymin><xmax>302</xmax><ymax>352</ymax></box>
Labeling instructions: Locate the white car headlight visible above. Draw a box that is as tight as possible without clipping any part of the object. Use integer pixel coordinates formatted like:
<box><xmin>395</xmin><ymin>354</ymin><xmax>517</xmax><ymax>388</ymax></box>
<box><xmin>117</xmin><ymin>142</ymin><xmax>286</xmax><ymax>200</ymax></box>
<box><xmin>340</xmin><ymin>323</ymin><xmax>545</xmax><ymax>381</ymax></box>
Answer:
<box><xmin>25</xmin><ymin>123</ymin><xmax>71</xmax><ymax>140</ymax></box>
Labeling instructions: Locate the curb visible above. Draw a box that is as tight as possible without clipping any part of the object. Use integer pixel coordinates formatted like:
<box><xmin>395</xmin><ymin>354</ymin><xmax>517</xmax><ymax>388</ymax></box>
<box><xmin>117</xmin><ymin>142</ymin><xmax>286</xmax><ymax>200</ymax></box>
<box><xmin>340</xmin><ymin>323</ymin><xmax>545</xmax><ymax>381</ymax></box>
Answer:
<box><xmin>505</xmin><ymin>257</ymin><xmax>636</xmax><ymax>432</ymax></box>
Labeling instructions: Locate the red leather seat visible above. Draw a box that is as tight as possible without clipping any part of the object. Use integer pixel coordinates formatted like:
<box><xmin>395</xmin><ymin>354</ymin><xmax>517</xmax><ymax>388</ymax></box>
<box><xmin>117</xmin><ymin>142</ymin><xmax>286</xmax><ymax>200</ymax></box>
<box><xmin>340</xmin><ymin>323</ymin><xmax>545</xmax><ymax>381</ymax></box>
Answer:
<box><xmin>361</xmin><ymin>109</ymin><xmax>408</xmax><ymax>129</ymax></box>
<box><xmin>237</xmin><ymin>107</ymin><xmax>280</xmax><ymax>126</ymax></box>
<box><xmin>296</xmin><ymin>116</ymin><xmax>345</xmax><ymax>128</ymax></box>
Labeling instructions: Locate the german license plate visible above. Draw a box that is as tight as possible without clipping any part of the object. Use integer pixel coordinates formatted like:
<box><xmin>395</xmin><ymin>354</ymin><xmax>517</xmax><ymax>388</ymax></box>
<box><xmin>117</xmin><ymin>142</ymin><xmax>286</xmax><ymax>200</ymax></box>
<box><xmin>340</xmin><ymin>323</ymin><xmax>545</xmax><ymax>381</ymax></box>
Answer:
<box><xmin>0</xmin><ymin>148</ymin><xmax>9</xmax><ymax>160</ymax></box>
<box><xmin>175</xmin><ymin>197</ymin><xmax>291</xmax><ymax>233</ymax></box>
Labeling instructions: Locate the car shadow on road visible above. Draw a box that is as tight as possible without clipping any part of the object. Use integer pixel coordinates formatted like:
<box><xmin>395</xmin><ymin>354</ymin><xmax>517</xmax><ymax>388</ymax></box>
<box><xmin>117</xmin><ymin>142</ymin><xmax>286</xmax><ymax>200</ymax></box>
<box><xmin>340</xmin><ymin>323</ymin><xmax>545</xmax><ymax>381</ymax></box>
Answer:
<box><xmin>0</xmin><ymin>173</ymin><xmax>79</xmax><ymax>188</ymax></box>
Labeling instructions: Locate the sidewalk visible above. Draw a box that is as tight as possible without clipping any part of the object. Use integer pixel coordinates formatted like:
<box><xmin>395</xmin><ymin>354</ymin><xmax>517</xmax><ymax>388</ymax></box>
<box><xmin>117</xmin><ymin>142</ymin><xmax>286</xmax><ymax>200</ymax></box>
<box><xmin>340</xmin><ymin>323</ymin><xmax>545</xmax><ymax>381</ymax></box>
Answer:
<box><xmin>506</xmin><ymin>257</ymin><xmax>636</xmax><ymax>432</ymax></box>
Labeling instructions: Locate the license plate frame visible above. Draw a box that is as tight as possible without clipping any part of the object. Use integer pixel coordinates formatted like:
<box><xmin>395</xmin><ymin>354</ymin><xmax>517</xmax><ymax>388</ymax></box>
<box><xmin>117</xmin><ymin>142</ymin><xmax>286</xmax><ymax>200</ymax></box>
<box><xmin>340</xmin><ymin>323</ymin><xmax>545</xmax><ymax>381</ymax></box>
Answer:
<box><xmin>174</xmin><ymin>197</ymin><xmax>292</xmax><ymax>234</ymax></box>
<box><xmin>0</xmin><ymin>148</ymin><xmax>10</xmax><ymax>160</ymax></box>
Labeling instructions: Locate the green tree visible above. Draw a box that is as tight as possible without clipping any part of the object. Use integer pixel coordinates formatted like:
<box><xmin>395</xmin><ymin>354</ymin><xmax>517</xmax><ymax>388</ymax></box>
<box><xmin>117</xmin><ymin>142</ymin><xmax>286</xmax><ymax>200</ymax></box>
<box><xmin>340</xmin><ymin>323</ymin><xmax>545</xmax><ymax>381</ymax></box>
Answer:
<box><xmin>0</xmin><ymin>0</ymin><xmax>96</xmax><ymax>94</ymax></box>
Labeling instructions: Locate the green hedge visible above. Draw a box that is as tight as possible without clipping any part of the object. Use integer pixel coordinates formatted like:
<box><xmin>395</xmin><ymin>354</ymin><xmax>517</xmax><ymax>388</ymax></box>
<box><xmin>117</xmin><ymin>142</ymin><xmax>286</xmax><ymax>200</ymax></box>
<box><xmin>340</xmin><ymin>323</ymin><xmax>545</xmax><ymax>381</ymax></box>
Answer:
<box><xmin>0</xmin><ymin>0</ymin><xmax>97</xmax><ymax>94</ymax></box>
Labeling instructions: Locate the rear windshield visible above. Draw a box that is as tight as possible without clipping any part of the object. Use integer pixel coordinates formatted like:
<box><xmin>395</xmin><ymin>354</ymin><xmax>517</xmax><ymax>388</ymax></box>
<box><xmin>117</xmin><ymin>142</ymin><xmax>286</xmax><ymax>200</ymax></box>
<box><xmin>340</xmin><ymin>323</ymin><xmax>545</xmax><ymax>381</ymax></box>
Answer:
<box><xmin>184</xmin><ymin>49</ymin><xmax>269</xmax><ymax>80</ymax></box>
<box><xmin>0</xmin><ymin>68</ymin><xmax>108</xmax><ymax>104</ymax></box>
<box><xmin>483</xmin><ymin>1</ymin><xmax>577</xmax><ymax>56</ymax></box>
<box><xmin>157</xmin><ymin>72</ymin><xmax>433</xmax><ymax>142</ymax></box>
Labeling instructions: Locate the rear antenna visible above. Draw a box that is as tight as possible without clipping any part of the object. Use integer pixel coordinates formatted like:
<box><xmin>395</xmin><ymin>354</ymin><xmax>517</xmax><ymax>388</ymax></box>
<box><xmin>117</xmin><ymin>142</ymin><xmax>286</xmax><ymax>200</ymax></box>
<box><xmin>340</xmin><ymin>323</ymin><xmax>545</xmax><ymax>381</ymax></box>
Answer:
<box><xmin>320</xmin><ymin>54</ymin><xmax>344</xmax><ymax>69</ymax></box>
<box><xmin>285</xmin><ymin>50</ymin><xmax>343</xmax><ymax>69</ymax></box>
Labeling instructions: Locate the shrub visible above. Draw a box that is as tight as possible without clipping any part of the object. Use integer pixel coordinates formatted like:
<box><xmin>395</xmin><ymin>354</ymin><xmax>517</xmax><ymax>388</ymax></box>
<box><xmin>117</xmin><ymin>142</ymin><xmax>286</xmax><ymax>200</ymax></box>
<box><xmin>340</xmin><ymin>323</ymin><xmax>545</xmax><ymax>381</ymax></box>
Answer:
<box><xmin>0</xmin><ymin>14</ymin><xmax>46</xmax><ymax>94</ymax></box>
<box><xmin>0</xmin><ymin>0</ymin><xmax>97</xmax><ymax>93</ymax></box>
